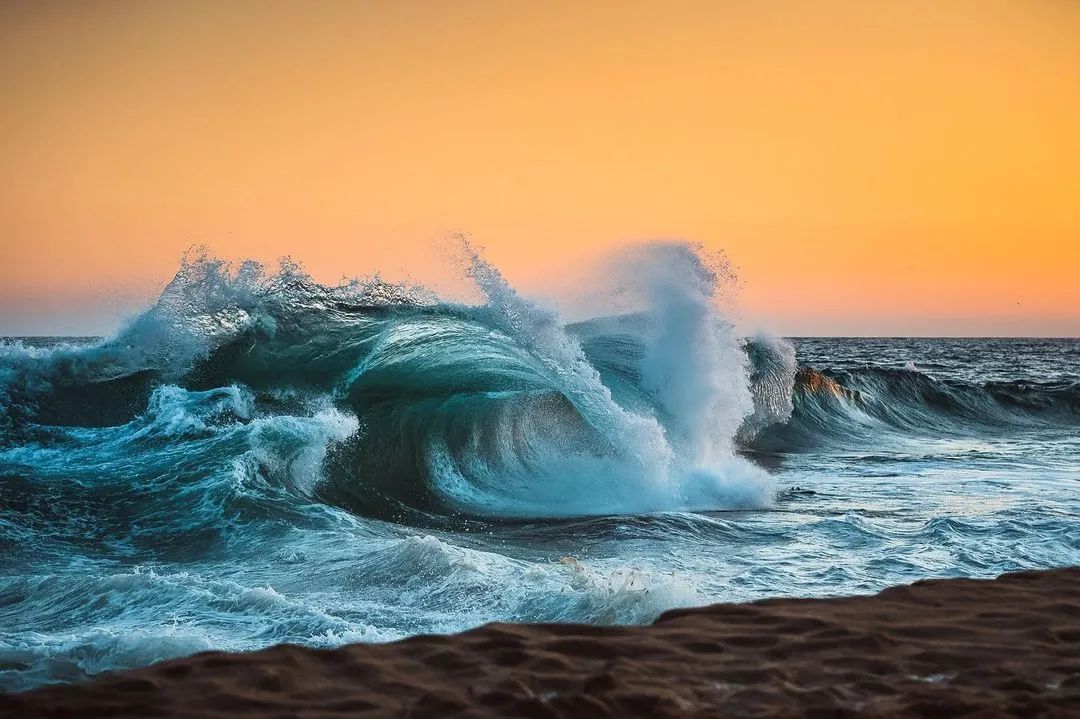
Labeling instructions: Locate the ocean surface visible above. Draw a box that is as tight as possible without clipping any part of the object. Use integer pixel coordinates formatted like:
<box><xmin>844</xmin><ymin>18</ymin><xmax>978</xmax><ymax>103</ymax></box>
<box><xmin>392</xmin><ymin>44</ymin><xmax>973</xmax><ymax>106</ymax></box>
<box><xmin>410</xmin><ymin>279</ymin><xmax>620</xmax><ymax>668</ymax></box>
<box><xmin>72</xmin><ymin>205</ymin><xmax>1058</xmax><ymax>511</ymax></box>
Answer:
<box><xmin>1</xmin><ymin>243</ymin><xmax>1078</xmax><ymax>691</ymax></box>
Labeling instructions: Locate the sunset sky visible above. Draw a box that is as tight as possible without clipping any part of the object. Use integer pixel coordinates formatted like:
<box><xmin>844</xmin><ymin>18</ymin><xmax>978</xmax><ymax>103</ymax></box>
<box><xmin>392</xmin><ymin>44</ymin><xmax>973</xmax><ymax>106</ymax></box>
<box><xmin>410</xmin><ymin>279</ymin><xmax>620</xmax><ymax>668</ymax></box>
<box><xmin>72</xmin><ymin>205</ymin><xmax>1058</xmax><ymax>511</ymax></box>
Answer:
<box><xmin>1</xmin><ymin>0</ymin><xmax>1078</xmax><ymax>336</ymax></box>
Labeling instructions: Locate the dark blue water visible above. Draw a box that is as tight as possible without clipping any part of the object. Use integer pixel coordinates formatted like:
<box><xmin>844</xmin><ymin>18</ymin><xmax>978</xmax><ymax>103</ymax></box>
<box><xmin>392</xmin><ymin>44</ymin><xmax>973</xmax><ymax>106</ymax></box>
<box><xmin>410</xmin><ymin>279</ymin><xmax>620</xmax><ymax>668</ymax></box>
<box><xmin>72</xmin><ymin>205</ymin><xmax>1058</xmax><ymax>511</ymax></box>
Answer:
<box><xmin>1</xmin><ymin>244</ymin><xmax>1077</xmax><ymax>691</ymax></box>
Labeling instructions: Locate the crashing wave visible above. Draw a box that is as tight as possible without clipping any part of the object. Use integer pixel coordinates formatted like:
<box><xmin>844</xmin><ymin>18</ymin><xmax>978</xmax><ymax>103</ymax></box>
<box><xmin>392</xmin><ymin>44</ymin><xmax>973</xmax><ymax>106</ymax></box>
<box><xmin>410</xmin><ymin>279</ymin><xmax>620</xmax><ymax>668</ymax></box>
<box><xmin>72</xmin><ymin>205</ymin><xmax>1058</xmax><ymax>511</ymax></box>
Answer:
<box><xmin>745</xmin><ymin>362</ymin><xmax>1080</xmax><ymax>453</ymax></box>
<box><xmin>1</xmin><ymin>241</ymin><xmax>783</xmax><ymax>521</ymax></box>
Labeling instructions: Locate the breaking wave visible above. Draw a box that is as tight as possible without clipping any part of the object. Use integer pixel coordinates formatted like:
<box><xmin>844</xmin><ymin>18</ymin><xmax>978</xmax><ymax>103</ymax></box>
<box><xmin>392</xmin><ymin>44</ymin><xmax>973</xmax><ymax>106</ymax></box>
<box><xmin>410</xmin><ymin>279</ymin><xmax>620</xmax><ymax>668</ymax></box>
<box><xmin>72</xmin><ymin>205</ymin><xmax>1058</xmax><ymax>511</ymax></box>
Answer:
<box><xmin>1</xmin><ymin>241</ymin><xmax>780</xmax><ymax>523</ymax></box>
<box><xmin>747</xmin><ymin>363</ymin><xmax>1080</xmax><ymax>453</ymax></box>
<box><xmin>4</xmin><ymin>240</ymin><xmax>1073</xmax><ymax>526</ymax></box>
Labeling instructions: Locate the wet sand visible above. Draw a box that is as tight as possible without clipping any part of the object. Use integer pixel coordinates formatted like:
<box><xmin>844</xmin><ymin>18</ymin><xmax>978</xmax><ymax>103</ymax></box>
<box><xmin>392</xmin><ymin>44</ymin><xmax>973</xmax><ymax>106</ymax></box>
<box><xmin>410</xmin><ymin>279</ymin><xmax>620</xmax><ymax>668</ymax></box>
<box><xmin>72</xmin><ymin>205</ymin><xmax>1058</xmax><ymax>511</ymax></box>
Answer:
<box><xmin>5</xmin><ymin>567</ymin><xmax>1079</xmax><ymax>718</ymax></box>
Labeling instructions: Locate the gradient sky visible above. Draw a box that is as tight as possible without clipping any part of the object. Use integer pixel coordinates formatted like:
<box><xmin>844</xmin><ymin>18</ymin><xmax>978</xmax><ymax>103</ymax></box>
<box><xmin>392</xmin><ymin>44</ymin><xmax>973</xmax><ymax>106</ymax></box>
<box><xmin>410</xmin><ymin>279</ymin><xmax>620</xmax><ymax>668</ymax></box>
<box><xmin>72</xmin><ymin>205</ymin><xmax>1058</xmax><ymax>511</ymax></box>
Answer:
<box><xmin>1</xmin><ymin>0</ymin><xmax>1078</xmax><ymax>336</ymax></box>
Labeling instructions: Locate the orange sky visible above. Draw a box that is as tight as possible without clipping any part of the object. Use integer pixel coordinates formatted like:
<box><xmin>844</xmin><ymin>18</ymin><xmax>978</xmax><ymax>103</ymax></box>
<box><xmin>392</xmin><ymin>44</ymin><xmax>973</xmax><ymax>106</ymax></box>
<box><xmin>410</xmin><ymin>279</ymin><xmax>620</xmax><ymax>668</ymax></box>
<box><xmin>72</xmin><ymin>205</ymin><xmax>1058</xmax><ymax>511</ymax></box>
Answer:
<box><xmin>1</xmin><ymin>0</ymin><xmax>1078</xmax><ymax>336</ymax></box>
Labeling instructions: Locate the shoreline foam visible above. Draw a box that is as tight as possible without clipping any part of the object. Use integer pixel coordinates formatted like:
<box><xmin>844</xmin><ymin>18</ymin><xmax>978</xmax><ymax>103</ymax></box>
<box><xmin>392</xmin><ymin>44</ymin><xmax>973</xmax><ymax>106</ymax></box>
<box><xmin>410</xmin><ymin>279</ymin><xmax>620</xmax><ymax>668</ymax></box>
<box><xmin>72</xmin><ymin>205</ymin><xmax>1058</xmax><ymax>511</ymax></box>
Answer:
<box><xmin>5</xmin><ymin>567</ymin><xmax>1079</xmax><ymax>717</ymax></box>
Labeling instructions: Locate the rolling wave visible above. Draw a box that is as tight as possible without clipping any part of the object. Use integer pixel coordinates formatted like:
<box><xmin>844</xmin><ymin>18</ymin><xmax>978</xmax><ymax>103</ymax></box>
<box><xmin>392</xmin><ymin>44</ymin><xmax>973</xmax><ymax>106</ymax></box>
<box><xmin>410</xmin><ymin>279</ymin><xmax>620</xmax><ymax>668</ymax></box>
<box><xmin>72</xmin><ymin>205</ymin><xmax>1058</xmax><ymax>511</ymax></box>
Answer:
<box><xmin>3</xmin><ymin>242</ymin><xmax>1074</xmax><ymax>525</ymax></box>
<box><xmin>1</xmin><ymin>242</ymin><xmax>776</xmax><ymax>523</ymax></box>
<box><xmin>747</xmin><ymin>362</ymin><xmax>1079</xmax><ymax>453</ymax></box>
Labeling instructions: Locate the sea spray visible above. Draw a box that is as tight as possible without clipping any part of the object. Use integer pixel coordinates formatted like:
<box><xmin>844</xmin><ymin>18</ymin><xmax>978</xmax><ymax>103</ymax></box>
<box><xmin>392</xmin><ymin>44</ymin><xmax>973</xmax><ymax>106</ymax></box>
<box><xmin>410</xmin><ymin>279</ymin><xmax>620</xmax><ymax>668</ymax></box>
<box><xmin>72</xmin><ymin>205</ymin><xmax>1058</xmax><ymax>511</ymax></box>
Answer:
<box><xmin>450</xmin><ymin>239</ymin><xmax>774</xmax><ymax>514</ymax></box>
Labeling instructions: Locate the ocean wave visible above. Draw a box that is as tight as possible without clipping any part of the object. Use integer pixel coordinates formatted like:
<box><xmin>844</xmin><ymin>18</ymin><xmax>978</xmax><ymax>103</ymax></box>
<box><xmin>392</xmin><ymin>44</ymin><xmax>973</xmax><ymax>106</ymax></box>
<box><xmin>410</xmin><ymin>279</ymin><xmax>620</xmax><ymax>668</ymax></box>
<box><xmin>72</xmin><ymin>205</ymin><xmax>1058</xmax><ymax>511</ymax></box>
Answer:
<box><xmin>5</xmin><ymin>241</ymin><xmax>1075</xmax><ymax>529</ymax></box>
<box><xmin>1</xmin><ymin>241</ymin><xmax>776</xmax><ymax>523</ymax></box>
<box><xmin>5</xmin><ymin>240</ymin><xmax>1075</xmax><ymax>526</ymax></box>
<box><xmin>745</xmin><ymin>362</ymin><xmax>1079</xmax><ymax>453</ymax></box>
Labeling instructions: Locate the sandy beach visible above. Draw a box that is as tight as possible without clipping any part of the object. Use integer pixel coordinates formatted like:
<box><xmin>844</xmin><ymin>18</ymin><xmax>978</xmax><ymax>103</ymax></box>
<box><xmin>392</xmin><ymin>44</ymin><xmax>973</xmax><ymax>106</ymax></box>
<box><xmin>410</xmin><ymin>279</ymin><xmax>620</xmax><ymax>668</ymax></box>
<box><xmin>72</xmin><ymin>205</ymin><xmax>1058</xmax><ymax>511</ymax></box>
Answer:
<box><xmin>5</xmin><ymin>567</ymin><xmax>1079</xmax><ymax>718</ymax></box>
